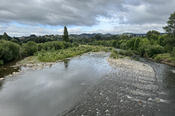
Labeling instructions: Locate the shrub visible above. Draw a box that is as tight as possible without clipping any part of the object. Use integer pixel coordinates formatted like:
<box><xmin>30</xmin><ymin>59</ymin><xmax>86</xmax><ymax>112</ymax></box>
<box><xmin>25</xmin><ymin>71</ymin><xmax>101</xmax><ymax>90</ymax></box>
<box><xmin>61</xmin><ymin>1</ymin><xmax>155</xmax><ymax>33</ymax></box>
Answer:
<box><xmin>0</xmin><ymin>60</ymin><xmax>3</xmax><ymax>65</ymax></box>
<box><xmin>110</xmin><ymin>51</ymin><xmax>119</xmax><ymax>59</ymax></box>
<box><xmin>38</xmin><ymin>41</ymin><xmax>72</xmax><ymax>51</ymax></box>
<box><xmin>118</xmin><ymin>50</ymin><xmax>134</xmax><ymax>56</ymax></box>
<box><xmin>146</xmin><ymin>45</ymin><xmax>164</xmax><ymax>57</ymax></box>
<box><xmin>154</xmin><ymin>53</ymin><xmax>175</xmax><ymax>62</ymax></box>
<box><xmin>172</xmin><ymin>47</ymin><xmax>175</xmax><ymax>56</ymax></box>
<box><xmin>37</xmin><ymin>45</ymin><xmax>110</xmax><ymax>62</ymax></box>
<box><xmin>120</xmin><ymin>41</ymin><xmax>127</xmax><ymax>50</ymax></box>
<box><xmin>0</xmin><ymin>40</ymin><xmax>21</xmax><ymax>63</ymax></box>
<box><xmin>22</xmin><ymin>41</ymin><xmax>38</xmax><ymax>56</ymax></box>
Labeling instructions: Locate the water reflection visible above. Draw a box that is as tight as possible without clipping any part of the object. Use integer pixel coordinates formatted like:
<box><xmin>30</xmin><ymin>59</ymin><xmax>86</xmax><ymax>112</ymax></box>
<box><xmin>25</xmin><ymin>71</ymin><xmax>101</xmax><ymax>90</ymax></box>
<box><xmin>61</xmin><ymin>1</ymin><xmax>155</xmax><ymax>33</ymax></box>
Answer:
<box><xmin>0</xmin><ymin>65</ymin><xmax>20</xmax><ymax>78</ymax></box>
<box><xmin>63</xmin><ymin>59</ymin><xmax>70</xmax><ymax>69</ymax></box>
<box><xmin>0</xmin><ymin>81</ymin><xmax>4</xmax><ymax>90</ymax></box>
<box><xmin>163</xmin><ymin>68</ymin><xmax>175</xmax><ymax>88</ymax></box>
<box><xmin>0</xmin><ymin>53</ymin><xmax>112</xmax><ymax>116</ymax></box>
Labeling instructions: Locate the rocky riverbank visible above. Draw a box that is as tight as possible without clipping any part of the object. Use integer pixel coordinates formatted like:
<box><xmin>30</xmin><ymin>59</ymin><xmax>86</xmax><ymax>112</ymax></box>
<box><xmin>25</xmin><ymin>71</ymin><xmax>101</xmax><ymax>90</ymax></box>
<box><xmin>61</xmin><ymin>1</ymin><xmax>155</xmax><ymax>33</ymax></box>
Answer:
<box><xmin>62</xmin><ymin>57</ymin><xmax>161</xmax><ymax>116</ymax></box>
<box><xmin>108</xmin><ymin>57</ymin><xmax>155</xmax><ymax>77</ymax></box>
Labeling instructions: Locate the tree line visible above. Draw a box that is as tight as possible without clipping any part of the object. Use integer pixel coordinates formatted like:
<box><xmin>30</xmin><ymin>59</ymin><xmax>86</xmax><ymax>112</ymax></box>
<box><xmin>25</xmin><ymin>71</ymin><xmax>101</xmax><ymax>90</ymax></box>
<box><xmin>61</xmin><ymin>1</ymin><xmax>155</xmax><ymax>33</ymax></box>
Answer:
<box><xmin>0</xmin><ymin>11</ymin><xmax>175</xmax><ymax>65</ymax></box>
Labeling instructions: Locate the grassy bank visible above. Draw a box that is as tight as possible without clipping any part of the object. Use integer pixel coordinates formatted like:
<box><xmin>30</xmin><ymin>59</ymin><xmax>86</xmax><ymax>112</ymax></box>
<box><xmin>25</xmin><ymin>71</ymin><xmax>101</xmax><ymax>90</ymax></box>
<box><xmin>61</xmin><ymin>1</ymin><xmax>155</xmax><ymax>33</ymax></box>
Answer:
<box><xmin>110</xmin><ymin>49</ymin><xmax>135</xmax><ymax>59</ymax></box>
<box><xmin>37</xmin><ymin>45</ymin><xmax>112</xmax><ymax>62</ymax></box>
<box><xmin>110</xmin><ymin>49</ymin><xmax>175</xmax><ymax>67</ymax></box>
<box><xmin>153</xmin><ymin>53</ymin><xmax>175</xmax><ymax>66</ymax></box>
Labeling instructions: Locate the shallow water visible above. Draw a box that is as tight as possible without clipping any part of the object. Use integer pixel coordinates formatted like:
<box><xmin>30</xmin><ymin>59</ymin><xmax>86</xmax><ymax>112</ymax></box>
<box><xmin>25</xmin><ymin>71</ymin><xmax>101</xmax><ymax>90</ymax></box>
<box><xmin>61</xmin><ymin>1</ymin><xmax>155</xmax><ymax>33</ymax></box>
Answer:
<box><xmin>0</xmin><ymin>53</ymin><xmax>112</xmax><ymax>116</ymax></box>
<box><xmin>139</xmin><ymin>58</ymin><xmax>175</xmax><ymax>116</ymax></box>
<box><xmin>0</xmin><ymin>52</ymin><xmax>175</xmax><ymax>116</ymax></box>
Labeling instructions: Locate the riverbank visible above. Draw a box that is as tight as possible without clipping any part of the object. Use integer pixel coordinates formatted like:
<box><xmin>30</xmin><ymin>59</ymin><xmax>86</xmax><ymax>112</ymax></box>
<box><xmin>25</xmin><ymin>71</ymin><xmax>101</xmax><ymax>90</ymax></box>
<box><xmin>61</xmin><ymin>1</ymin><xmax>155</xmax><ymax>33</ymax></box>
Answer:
<box><xmin>153</xmin><ymin>53</ymin><xmax>175</xmax><ymax>67</ymax></box>
<box><xmin>0</xmin><ymin>45</ymin><xmax>113</xmax><ymax>79</ymax></box>
<box><xmin>108</xmin><ymin>57</ymin><xmax>155</xmax><ymax>77</ymax></box>
<box><xmin>112</xmin><ymin>49</ymin><xmax>175</xmax><ymax>67</ymax></box>
<box><xmin>62</xmin><ymin>53</ymin><xmax>163</xmax><ymax>116</ymax></box>
<box><xmin>16</xmin><ymin>45</ymin><xmax>112</xmax><ymax>67</ymax></box>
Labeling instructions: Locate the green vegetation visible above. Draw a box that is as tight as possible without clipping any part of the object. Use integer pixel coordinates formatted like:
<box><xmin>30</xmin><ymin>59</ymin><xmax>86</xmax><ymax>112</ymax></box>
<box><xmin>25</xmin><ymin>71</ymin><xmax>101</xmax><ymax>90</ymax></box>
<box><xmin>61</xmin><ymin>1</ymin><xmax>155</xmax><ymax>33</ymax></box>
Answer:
<box><xmin>0</xmin><ymin>11</ymin><xmax>175</xmax><ymax>66</ymax></box>
<box><xmin>0</xmin><ymin>40</ymin><xmax>21</xmax><ymax>64</ymax></box>
<box><xmin>22</xmin><ymin>41</ymin><xmax>38</xmax><ymax>56</ymax></box>
<box><xmin>154</xmin><ymin>53</ymin><xmax>175</xmax><ymax>65</ymax></box>
<box><xmin>38</xmin><ymin>41</ymin><xmax>72</xmax><ymax>51</ymax></box>
<box><xmin>37</xmin><ymin>45</ymin><xmax>112</xmax><ymax>62</ymax></box>
<box><xmin>110</xmin><ymin>51</ymin><xmax>119</xmax><ymax>59</ymax></box>
<box><xmin>63</xmin><ymin>26</ymin><xmax>69</xmax><ymax>42</ymax></box>
<box><xmin>0</xmin><ymin>40</ymin><xmax>75</xmax><ymax>65</ymax></box>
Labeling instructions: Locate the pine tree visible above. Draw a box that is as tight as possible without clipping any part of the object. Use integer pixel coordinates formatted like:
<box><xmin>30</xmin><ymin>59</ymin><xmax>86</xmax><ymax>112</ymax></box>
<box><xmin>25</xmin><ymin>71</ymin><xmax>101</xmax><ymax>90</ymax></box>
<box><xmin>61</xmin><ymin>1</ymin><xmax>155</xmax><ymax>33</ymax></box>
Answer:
<box><xmin>63</xmin><ymin>26</ymin><xmax>69</xmax><ymax>42</ymax></box>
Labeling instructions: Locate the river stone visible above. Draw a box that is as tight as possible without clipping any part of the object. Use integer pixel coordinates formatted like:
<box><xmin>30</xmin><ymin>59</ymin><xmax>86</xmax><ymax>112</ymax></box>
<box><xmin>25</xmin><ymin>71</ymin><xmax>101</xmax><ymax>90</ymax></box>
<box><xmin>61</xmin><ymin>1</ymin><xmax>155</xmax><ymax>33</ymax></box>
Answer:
<box><xmin>172</xmin><ymin>70</ymin><xmax>175</xmax><ymax>74</ymax></box>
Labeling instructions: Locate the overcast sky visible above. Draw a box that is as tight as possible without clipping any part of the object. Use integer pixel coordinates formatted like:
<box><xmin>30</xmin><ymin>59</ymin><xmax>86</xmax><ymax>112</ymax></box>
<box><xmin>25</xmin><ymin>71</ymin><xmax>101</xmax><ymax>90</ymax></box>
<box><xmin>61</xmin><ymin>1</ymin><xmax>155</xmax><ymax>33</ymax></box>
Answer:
<box><xmin>0</xmin><ymin>0</ymin><xmax>175</xmax><ymax>36</ymax></box>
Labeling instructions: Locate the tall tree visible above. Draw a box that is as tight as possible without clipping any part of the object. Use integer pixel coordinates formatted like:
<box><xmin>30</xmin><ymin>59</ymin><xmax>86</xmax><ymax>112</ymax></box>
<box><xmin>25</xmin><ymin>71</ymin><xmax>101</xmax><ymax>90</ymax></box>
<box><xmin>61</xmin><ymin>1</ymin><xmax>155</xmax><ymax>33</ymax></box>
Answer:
<box><xmin>63</xmin><ymin>26</ymin><xmax>69</xmax><ymax>42</ymax></box>
<box><xmin>163</xmin><ymin>11</ymin><xmax>175</xmax><ymax>38</ymax></box>
<box><xmin>146</xmin><ymin>30</ymin><xmax>160</xmax><ymax>41</ymax></box>
<box><xmin>2</xmin><ymin>32</ymin><xmax>12</xmax><ymax>40</ymax></box>
<box><xmin>163</xmin><ymin>11</ymin><xmax>175</xmax><ymax>51</ymax></box>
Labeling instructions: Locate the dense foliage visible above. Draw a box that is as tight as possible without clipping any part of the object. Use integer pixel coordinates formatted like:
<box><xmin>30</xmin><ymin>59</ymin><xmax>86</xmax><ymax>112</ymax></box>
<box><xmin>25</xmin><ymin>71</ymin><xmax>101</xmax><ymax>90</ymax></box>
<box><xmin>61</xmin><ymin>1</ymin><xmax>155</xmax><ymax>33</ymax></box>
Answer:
<box><xmin>0</xmin><ymin>40</ymin><xmax>21</xmax><ymax>65</ymax></box>
<box><xmin>63</xmin><ymin>26</ymin><xmax>69</xmax><ymax>42</ymax></box>
<box><xmin>0</xmin><ymin>11</ymin><xmax>175</xmax><ymax>66</ymax></box>
<box><xmin>38</xmin><ymin>45</ymin><xmax>111</xmax><ymax>62</ymax></box>
<box><xmin>0</xmin><ymin>40</ymin><xmax>74</xmax><ymax>65</ymax></box>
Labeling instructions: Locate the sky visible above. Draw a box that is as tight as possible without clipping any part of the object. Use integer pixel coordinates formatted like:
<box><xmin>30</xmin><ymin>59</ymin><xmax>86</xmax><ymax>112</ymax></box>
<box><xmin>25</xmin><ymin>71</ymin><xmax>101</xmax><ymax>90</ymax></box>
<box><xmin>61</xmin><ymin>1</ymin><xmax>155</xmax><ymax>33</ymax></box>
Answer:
<box><xmin>0</xmin><ymin>0</ymin><xmax>175</xmax><ymax>37</ymax></box>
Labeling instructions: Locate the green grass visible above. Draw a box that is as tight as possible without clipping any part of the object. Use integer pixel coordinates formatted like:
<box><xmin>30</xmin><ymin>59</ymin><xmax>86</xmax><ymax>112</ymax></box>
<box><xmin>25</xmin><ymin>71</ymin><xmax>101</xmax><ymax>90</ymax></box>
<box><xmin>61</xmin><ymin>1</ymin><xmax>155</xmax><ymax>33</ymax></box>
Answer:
<box><xmin>37</xmin><ymin>45</ymin><xmax>112</xmax><ymax>62</ymax></box>
<box><xmin>110</xmin><ymin>49</ymin><xmax>135</xmax><ymax>59</ymax></box>
<box><xmin>0</xmin><ymin>60</ymin><xmax>3</xmax><ymax>65</ymax></box>
<box><xmin>110</xmin><ymin>50</ymin><xmax>119</xmax><ymax>59</ymax></box>
<box><xmin>17</xmin><ymin>56</ymin><xmax>40</xmax><ymax>66</ymax></box>
<box><xmin>118</xmin><ymin>50</ymin><xmax>134</xmax><ymax>56</ymax></box>
<box><xmin>154</xmin><ymin>53</ymin><xmax>175</xmax><ymax>64</ymax></box>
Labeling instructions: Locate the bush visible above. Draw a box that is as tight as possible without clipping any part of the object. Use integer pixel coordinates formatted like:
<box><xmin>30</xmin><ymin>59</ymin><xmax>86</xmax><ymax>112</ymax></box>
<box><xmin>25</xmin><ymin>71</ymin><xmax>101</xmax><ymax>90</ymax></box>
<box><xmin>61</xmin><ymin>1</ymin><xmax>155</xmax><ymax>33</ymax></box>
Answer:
<box><xmin>0</xmin><ymin>40</ymin><xmax>21</xmax><ymax>63</ymax></box>
<box><xmin>120</xmin><ymin>41</ymin><xmax>127</xmax><ymax>49</ymax></box>
<box><xmin>37</xmin><ymin>45</ymin><xmax>110</xmax><ymax>62</ymax></box>
<box><xmin>154</xmin><ymin>53</ymin><xmax>175</xmax><ymax>62</ymax></box>
<box><xmin>22</xmin><ymin>41</ymin><xmax>38</xmax><ymax>56</ymax></box>
<box><xmin>38</xmin><ymin>41</ymin><xmax>72</xmax><ymax>51</ymax></box>
<box><xmin>172</xmin><ymin>47</ymin><xmax>175</xmax><ymax>56</ymax></box>
<box><xmin>0</xmin><ymin>60</ymin><xmax>3</xmax><ymax>65</ymax></box>
<box><xmin>118</xmin><ymin>50</ymin><xmax>134</xmax><ymax>56</ymax></box>
<box><xmin>110</xmin><ymin>51</ymin><xmax>118</xmax><ymax>59</ymax></box>
<box><xmin>146</xmin><ymin>45</ymin><xmax>164</xmax><ymax>57</ymax></box>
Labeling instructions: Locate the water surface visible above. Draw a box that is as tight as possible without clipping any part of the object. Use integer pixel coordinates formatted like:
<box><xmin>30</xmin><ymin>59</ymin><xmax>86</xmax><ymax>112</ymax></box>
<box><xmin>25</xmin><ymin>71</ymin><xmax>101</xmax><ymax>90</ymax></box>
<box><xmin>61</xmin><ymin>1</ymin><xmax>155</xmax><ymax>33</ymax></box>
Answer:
<box><xmin>0</xmin><ymin>53</ymin><xmax>112</xmax><ymax>116</ymax></box>
<box><xmin>0</xmin><ymin>53</ymin><xmax>175</xmax><ymax>116</ymax></box>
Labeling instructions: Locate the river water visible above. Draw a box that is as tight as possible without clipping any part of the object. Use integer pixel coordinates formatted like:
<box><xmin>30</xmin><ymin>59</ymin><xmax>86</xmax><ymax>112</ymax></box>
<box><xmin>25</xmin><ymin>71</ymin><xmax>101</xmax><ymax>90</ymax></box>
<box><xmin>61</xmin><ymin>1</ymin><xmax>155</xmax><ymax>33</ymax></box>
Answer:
<box><xmin>0</xmin><ymin>52</ymin><xmax>175</xmax><ymax>116</ymax></box>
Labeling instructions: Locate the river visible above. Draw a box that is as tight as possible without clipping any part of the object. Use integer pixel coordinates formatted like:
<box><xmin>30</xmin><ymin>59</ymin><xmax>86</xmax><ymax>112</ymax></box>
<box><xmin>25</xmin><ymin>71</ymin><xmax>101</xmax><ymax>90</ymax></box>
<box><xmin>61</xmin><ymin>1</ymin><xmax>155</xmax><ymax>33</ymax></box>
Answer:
<box><xmin>0</xmin><ymin>52</ymin><xmax>175</xmax><ymax>116</ymax></box>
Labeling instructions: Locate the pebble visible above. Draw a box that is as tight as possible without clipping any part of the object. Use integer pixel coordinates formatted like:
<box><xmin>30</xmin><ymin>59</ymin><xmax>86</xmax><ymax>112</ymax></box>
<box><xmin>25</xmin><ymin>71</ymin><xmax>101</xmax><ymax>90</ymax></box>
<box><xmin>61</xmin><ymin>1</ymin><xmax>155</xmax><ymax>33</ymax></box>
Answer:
<box><xmin>0</xmin><ymin>78</ymin><xmax>4</xmax><ymax>81</ymax></box>
<box><xmin>105</xmin><ymin>109</ymin><xmax>109</xmax><ymax>113</ymax></box>
<box><xmin>172</xmin><ymin>70</ymin><xmax>175</xmax><ymax>74</ymax></box>
<box><xmin>148</xmin><ymin>98</ymin><xmax>152</xmax><ymax>101</ymax></box>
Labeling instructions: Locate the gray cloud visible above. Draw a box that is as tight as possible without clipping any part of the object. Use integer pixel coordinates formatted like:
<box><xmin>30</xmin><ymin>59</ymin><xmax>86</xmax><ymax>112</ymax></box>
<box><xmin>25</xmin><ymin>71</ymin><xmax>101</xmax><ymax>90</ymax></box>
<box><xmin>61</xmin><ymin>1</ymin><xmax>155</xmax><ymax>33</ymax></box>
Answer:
<box><xmin>0</xmin><ymin>0</ymin><xmax>175</xmax><ymax>36</ymax></box>
<box><xmin>122</xmin><ymin>0</ymin><xmax>175</xmax><ymax>24</ymax></box>
<box><xmin>0</xmin><ymin>0</ymin><xmax>175</xmax><ymax>26</ymax></box>
<box><xmin>0</xmin><ymin>0</ymin><xmax>124</xmax><ymax>26</ymax></box>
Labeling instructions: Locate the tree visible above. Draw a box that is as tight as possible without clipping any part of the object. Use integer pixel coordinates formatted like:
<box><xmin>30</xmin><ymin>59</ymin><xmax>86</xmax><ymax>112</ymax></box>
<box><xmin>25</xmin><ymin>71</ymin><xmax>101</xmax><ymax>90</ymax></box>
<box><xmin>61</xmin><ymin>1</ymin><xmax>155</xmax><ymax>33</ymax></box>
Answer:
<box><xmin>163</xmin><ymin>11</ymin><xmax>175</xmax><ymax>39</ymax></box>
<box><xmin>22</xmin><ymin>41</ymin><xmax>38</xmax><ymax>56</ymax></box>
<box><xmin>134</xmin><ymin>38</ymin><xmax>140</xmax><ymax>50</ymax></box>
<box><xmin>63</xmin><ymin>26</ymin><xmax>69</xmax><ymax>42</ymax></box>
<box><xmin>163</xmin><ymin>11</ymin><xmax>175</xmax><ymax>51</ymax></box>
<box><xmin>146</xmin><ymin>30</ymin><xmax>160</xmax><ymax>41</ymax></box>
<box><xmin>94</xmin><ymin>34</ymin><xmax>102</xmax><ymax>40</ymax></box>
<box><xmin>0</xmin><ymin>40</ymin><xmax>21</xmax><ymax>63</ymax></box>
<box><xmin>1</xmin><ymin>32</ymin><xmax>12</xmax><ymax>40</ymax></box>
